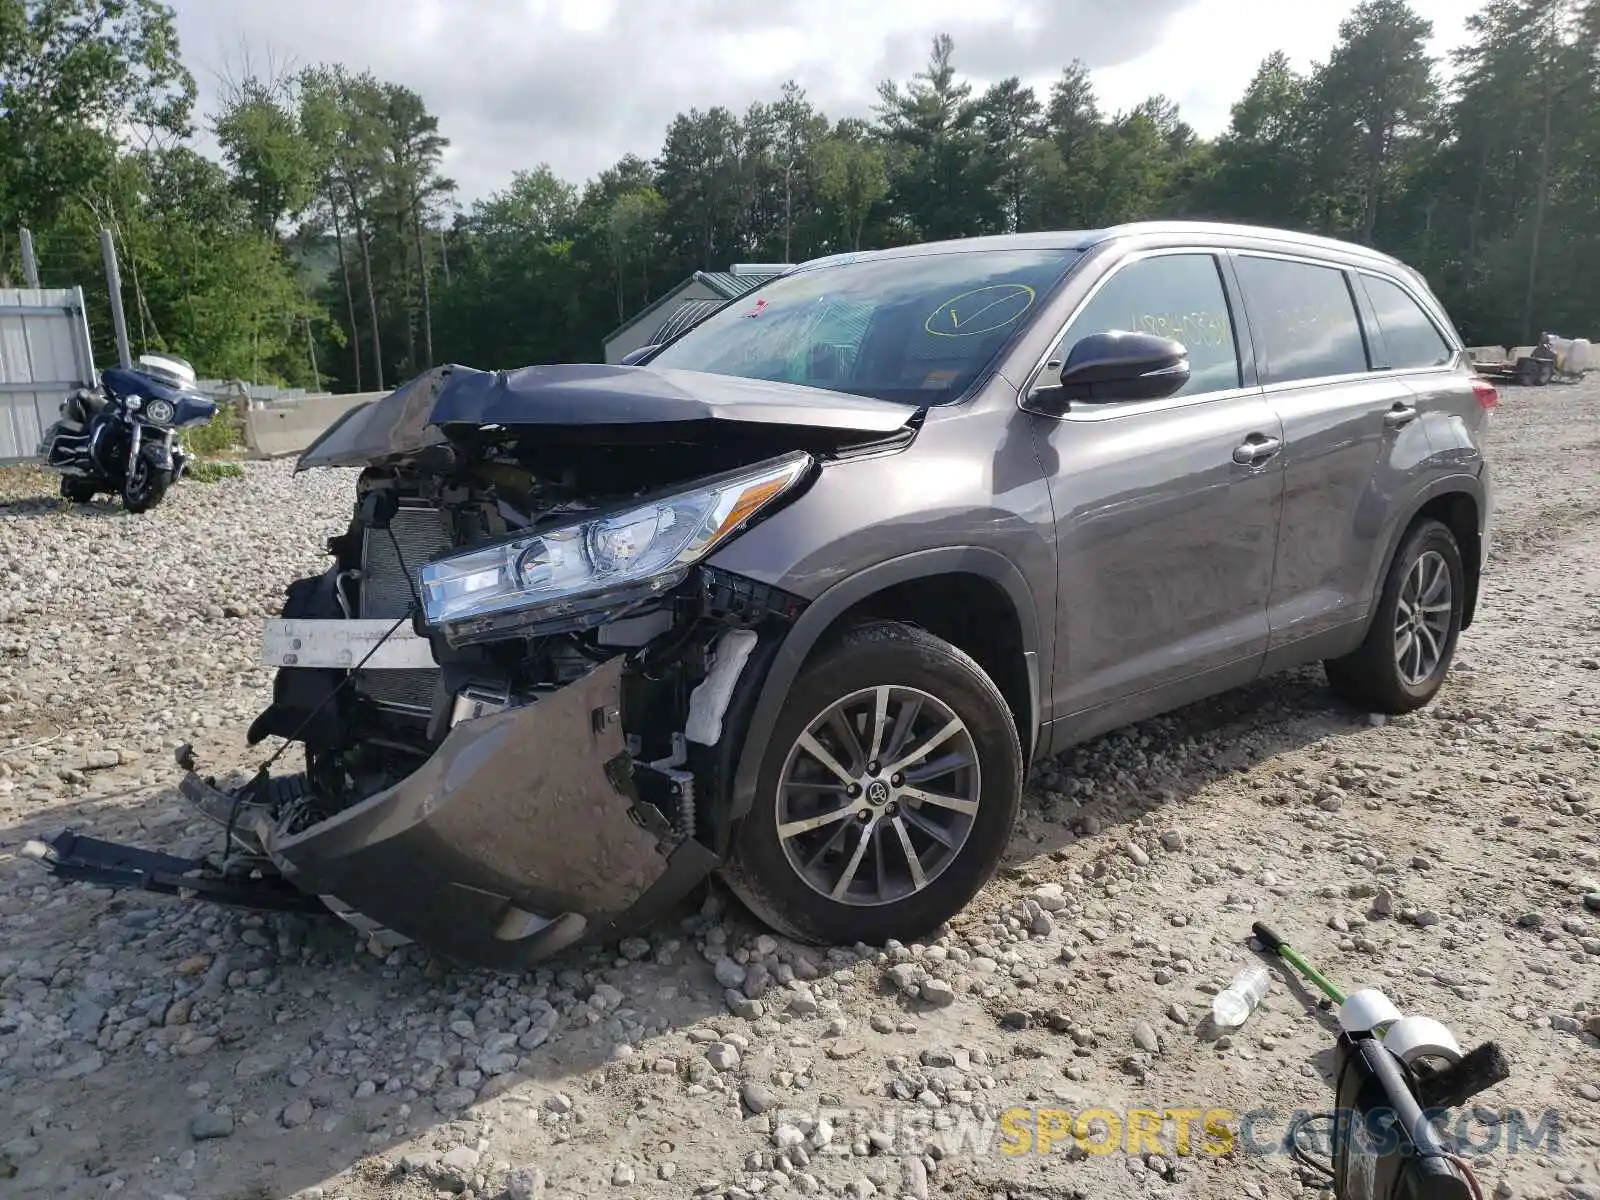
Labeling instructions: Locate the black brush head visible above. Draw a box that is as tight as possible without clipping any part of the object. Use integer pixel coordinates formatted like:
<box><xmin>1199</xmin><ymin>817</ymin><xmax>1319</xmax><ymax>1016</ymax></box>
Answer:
<box><xmin>1251</xmin><ymin>921</ymin><xmax>1287</xmax><ymax>954</ymax></box>
<box><xmin>1414</xmin><ymin>1041</ymin><xmax>1512</xmax><ymax>1110</ymax></box>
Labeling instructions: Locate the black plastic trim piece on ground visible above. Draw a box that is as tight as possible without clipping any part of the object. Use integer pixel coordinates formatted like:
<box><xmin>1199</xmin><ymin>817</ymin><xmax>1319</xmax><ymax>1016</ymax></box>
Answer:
<box><xmin>27</xmin><ymin>829</ymin><xmax>328</xmax><ymax>915</ymax></box>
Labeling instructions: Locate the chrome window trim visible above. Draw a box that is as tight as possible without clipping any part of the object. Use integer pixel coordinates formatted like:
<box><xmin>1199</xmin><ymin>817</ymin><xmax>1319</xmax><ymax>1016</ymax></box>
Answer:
<box><xmin>1016</xmin><ymin>242</ymin><xmax>1470</xmax><ymax>425</ymax></box>
<box><xmin>1259</xmin><ymin>363</ymin><xmax>1465</xmax><ymax>397</ymax></box>
<box><xmin>1050</xmin><ymin>384</ymin><xmax>1263</xmax><ymax>423</ymax></box>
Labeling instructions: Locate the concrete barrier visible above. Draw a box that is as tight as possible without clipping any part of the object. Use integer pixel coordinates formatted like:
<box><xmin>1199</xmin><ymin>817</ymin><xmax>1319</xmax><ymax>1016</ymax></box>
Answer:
<box><xmin>242</xmin><ymin>391</ymin><xmax>387</xmax><ymax>460</ymax></box>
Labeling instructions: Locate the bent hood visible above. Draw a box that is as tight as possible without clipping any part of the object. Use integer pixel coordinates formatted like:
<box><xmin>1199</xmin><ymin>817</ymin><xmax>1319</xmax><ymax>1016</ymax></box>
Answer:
<box><xmin>297</xmin><ymin>363</ymin><xmax>918</xmax><ymax>471</ymax></box>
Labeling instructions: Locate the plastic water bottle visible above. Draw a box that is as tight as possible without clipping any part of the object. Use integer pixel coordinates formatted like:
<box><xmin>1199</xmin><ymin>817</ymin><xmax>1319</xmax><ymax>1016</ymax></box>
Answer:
<box><xmin>1212</xmin><ymin>964</ymin><xmax>1272</xmax><ymax>1028</ymax></box>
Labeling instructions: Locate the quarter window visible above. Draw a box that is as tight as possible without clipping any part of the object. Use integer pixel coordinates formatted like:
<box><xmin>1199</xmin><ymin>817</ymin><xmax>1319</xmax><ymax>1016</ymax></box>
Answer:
<box><xmin>1052</xmin><ymin>254</ymin><xmax>1241</xmax><ymax>397</ymax></box>
<box><xmin>1234</xmin><ymin>256</ymin><xmax>1370</xmax><ymax>383</ymax></box>
<box><xmin>1363</xmin><ymin>275</ymin><xmax>1453</xmax><ymax>369</ymax></box>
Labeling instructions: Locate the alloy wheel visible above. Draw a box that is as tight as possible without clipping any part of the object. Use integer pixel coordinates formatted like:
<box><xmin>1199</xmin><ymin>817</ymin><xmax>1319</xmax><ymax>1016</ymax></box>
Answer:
<box><xmin>1394</xmin><ymin>549</ymin><xmax>1452</xmax><ymax>686</ymax></box>
<box><xmin>774</xmin><ymin>684</ymin><xmax>981</xmax><ymax>907</ymax></box>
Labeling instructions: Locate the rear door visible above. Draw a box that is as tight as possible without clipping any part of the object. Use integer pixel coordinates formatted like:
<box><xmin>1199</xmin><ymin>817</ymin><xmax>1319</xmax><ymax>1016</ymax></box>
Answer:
<box><xmin>1232</xmin><ymin>252</ymin><xmax>1434</xmax><ymax>653</ymax></box>
<box><xmin>1029</xmin><ymin>249</ymin><xmax>1285</xmax><ymax>722</ymax></box>
<box><xmin>1355</xmin><ymin>270</ymin><xmax>1484</xmax><ymax>472</ymax></box>
<box><xmin>1353</xmin><ymin>268</ymin><xmax>1489</xmax><ymax>594</ymax></box>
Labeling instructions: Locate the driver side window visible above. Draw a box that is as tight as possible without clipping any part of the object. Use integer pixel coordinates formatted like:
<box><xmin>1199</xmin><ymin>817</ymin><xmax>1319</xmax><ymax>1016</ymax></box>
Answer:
<box><xmin>1051</xmin><ymin>254</ymin><xmax>1242</xmax><ymax>399</ymax></box>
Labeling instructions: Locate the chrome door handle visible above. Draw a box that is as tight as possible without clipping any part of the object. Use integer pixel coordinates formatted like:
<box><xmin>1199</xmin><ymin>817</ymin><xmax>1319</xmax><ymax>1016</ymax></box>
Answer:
<box><xmin>1233</xmin><ymin>435</ymin><xmax>1282</xmax><ymax>466</ymax></box>
<box><xmin>1383</xmin><ymin>404</ymin><xmax>1418</xmax><ymax>428</ymax></box>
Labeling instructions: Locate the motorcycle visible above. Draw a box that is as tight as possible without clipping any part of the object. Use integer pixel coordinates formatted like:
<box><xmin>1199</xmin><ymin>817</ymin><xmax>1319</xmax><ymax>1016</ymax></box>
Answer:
<box><xmin>37</xmin><ymin>353</ymin><xmax>220</xmax><ymax>513</ymax></box>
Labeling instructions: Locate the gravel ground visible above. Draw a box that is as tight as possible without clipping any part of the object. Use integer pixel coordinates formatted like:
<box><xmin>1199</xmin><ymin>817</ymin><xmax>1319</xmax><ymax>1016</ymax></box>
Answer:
<box><xmin>1</xmin><ymin>381</ymin><xmax>1597</xmax><ymax>1200</ymax></box>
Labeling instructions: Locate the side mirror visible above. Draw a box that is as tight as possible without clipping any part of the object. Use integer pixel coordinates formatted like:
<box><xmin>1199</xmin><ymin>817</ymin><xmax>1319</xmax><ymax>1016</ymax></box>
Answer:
<box><xmin>1030</xmin><ymin>331</ymin><xmax>1190</xmax><ymax>413</ymax></box>
<box><xmin>619</xmin><ymin>344</ymin><xmax>660</xmax><ymax>367</ymax></box>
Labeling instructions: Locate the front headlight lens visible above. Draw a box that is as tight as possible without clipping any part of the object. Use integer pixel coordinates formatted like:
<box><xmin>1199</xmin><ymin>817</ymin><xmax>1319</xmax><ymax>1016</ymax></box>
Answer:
<box><xmin>144</xmin><ymin>398</ymin><xmax>175</xmax><ymax>425</ymax></box>
<box><xmin>420</xmin><ymin>452</ymin><xmax>811</xmax><ymax>644</ymax></box>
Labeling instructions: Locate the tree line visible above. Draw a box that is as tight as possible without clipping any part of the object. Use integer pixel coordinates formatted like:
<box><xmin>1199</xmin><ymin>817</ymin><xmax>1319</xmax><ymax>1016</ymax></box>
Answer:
<box><xmin>3</xmin><ymin>0</ymin><xmax>1598</xmax><ymax>393</ymax></box>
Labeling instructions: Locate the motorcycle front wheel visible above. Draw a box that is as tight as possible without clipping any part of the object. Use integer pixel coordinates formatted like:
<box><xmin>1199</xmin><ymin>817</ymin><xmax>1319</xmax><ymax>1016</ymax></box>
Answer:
<box><xmin>123</xmin><ymin>457</ymin><xmax>173</xmax><ymax>513</ymax></box>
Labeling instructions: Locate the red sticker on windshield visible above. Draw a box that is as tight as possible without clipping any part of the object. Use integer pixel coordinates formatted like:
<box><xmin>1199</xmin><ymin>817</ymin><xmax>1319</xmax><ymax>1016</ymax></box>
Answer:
<box><xmin>742</xmin><ymin>298</ymin><xmax>769</xmax><ymax>318</ymax></box>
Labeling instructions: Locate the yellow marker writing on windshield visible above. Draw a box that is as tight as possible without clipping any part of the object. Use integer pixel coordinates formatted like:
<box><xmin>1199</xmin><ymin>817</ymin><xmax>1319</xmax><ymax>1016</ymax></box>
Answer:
<box><xmin>925</xmin><ymin>284</ymin><xmax>1036</xmax><ymax>337</ymax></box>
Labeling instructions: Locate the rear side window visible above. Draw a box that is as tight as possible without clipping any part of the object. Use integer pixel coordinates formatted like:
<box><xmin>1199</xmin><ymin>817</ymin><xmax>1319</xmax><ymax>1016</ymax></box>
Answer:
<box><xmin>1235</xmin><ymin>256</ymin><xmax>1370</xmax><ymax>384</ymax></box>
<box><xmin>1054</xmin><ymin>253</ymin><xmax>1241</xmax><ymax>397</ymax></box>
<box><xmin>1363</xmin><ymin>275</ymin><xmax>1454</xmax><ymax>369</ymax></box>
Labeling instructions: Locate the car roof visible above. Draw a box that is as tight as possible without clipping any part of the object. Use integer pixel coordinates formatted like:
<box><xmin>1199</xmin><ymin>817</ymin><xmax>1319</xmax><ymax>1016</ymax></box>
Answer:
<box><xmin>791</xmin><ymin>221</ymin><xmax>1410</xmax><ymax>274</ymax></box>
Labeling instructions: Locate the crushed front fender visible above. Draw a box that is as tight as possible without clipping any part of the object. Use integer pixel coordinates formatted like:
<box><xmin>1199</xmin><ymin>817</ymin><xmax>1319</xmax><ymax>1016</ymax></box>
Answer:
<box><xmin>250</xmin><ymin>657</ymin><xmax>717</xmax><ymax>969</ymax></box>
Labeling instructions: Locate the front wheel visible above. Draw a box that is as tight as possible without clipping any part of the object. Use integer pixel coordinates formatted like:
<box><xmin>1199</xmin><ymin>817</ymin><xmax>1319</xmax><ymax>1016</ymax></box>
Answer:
<box><xmin>122</xmin><ymin>456</ymin><xmax>173</xmax><ymax>513</ymax></box>
<box><xmin>1324</xmin><ymin>518</ymin><xmax>1465</xmax><ymax>714</ymax></box>
<box><xmin>720</xmin><ymin>620</ymin><xmax>1022</xmax><ymax>947</ymax></box>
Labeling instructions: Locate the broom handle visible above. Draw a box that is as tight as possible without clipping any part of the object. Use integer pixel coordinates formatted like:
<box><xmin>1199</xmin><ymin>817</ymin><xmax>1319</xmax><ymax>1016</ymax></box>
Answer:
<box><xmin>1252</xmin><ymin>921</ymin><xmax>1347</xmax><ymax>1005</ymax></box>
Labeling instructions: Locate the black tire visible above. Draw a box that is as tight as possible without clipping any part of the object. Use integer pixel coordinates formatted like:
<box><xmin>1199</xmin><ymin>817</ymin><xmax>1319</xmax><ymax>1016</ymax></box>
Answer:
<box><xmin>60</xmin><ymin>478</ymin><xmax>97</xmax><ymax>503</ymax></box>
<box><xmin>720</xmin><ymin>620</ymin><xmax>1022</xmax><ymax>947</ymax></box>
<box><xmin>1324</xmin><ymin>518</ymin><xmax>1465</xmax><ymax>714</ymax></box>
<box><xmin>122</xmin><ymin>458</ymin><xmax>173</xmax><ymax>513</ymax></box>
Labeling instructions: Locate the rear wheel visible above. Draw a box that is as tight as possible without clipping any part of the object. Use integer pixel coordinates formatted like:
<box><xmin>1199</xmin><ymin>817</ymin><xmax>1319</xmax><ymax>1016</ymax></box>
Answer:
<box><xmin>122</xmin><ymin>456</ymin><xmax>172</xmax><ymax>513</ymax></box>
<box><xmin>720</xmin><ymin>620</ymin><xmax>1022</xmax><ymax>946</ymax></box>
<box><xmin>1324</xmin><ymin>518</ymin><xmax>1465</xmax><ymax>714</ymax></box>
<box><xmin>60</xmin><ymin>478</ymin><xmax>97</xmax><ymax>503</ymax></box>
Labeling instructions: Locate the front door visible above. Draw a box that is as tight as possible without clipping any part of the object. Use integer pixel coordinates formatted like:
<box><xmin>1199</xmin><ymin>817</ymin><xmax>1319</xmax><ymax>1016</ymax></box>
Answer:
<box><xmin>1028</xmin><ymin>250</ymin><xmax>1285</xmax><ymax>724</ymax></box>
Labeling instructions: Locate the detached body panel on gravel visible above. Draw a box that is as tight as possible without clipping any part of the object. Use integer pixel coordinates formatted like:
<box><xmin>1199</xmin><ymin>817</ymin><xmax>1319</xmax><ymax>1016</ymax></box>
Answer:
<box><xmin>33</xmin><ymin>222</ymin><xmax>1496</xmax><ymax>966</ymax></box>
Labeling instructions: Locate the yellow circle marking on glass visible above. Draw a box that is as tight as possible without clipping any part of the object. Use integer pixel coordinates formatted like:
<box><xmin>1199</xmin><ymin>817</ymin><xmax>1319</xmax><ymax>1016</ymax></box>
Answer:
<box><xmin>924</xmin><ymin>284</ymin><xmax>1037</xmax><ymax>338</ymax></box>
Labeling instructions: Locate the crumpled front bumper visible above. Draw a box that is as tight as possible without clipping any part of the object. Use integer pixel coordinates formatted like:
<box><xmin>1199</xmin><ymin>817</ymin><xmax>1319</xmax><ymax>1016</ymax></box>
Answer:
<box><xmin>182</xmin><ymin>658</ymin><xmax>716</xmax><ymax>969</ymax></box>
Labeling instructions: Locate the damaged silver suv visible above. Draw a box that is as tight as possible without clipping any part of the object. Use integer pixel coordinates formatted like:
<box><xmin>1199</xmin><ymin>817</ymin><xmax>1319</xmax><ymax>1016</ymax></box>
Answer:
<box><xmin>34</xmin><ymin>222</ymin><xmax>1495</xmax><ymax>968</ymax></box>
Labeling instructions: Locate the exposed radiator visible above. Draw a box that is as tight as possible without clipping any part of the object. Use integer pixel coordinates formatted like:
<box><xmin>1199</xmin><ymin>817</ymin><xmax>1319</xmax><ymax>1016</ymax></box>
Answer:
<box><xmin>357</xmin><ymin>503</ymin><xmax>453</xmax><ymax>715</ymax></box>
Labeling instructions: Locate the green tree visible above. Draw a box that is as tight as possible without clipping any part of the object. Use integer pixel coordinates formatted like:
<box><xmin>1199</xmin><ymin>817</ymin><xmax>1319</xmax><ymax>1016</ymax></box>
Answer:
<box><xmin>375</xmin><ymin>82</ymin><xmax>454</xmax><ymax>371</ymax></box>
<box><xmin>1304</xmin><ymin>0</ymin><xmax>1438</xmax><ymax>242</ymax></box>
<box><xmin>604</xmin><ymin>187</ymin><xmax>666</xmax><ymax>321</ymax></box>
<box><xmin>976</xmin><ymin>77</ymin><xmax>1044</xmax><ymax>232</ymax></box>
<box><xmin>213</xmin><ymin>71</ymin><xmax>319</xmax><ymax>235</ymax></box>
<box><xmin>654</xmin><ymin>107</ymin><xmax>746</xmax><ymax>268</ymax></box>
<box><xmin>298</xmin><ymin>66</ymin><xmax>388</xmax><ymax>389</ymax></box>
<box><xmin>431</xmin><ymin>170</ymin><xmax>587</xmax><ymax>369</ymax></box>
<box><xmin>769</xmin><ymin>81</ymin><xmax>830</xmax><ymax>260</ymax></box>
<box><xmin>0</xmin><ymin>0</ymin><xmax>193</xmax><ymax>235</ymax></box>
<box><xmin>61</xmin><ymin>148</ymin><xmax>316</xmax><ymax>383</ymax></box>
<box><xmin>1201</xmin><ymin>52</ymin><xmax>1314</xmax><ymax>226</ymax></box>
<box><xmin>874</xmin><ymin>35</ymin><xmax>1003</xmax><ymax>240</ymax></box>
<box><xmin>814</xmin><ymin>126</ymin><xmax>889</xmax><ymax>251</ymax></box>
<box><xmin>473</xmin><ymin>166</ymin><xmax>578</xmax><ymax>242</ymax></box>
<box><xmin>1021</xmin><ymin>61</ymin><xmax>1103</xmax><ymax>229</ymax></box>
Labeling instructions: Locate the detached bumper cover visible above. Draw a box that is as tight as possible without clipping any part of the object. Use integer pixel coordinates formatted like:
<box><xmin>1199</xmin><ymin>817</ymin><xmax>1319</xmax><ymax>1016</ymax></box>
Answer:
<box><xmin>206</xmin><ymin>657</ymin><xmax>712</xmax><ymax>968</ymax></box>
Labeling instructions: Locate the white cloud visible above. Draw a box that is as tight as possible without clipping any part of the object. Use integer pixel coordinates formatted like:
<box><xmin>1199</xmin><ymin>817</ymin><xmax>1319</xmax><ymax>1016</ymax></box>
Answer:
<box><xmin>168</xmin><ymin>0</ymin><xmax>1484</xmax><ymax>204</ymax></box>
<box><xmin>1092</xmin><ymin>0</ymin><xmax>1480</xmax><ymax>131</ymax></box>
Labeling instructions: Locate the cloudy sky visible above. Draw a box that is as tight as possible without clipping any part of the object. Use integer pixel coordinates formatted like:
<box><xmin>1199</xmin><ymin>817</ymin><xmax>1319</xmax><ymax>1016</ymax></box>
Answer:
<box><xmin>168</xmin><ymin>0</ymin><xmax>1481</xmax><ymax>205</ymax></box>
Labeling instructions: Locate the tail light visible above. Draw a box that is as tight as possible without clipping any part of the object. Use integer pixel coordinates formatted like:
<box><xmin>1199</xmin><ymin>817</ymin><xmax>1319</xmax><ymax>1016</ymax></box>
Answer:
<box><xmin>1471</xmin><ymin>377</ymin><xmax>1498</xmax><ymax>411</ymax></box>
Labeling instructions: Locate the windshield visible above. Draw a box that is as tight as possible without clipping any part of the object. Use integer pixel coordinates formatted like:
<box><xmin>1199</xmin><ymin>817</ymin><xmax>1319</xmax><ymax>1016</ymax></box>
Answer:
<box><xmin>646</xmin><ymin>247</ymin><xmax>1082</xmax><ymax>405</ymax></box>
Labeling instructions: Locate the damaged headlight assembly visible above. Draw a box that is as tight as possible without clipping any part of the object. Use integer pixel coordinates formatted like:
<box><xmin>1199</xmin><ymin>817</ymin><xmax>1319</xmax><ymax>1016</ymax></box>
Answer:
<box><xmin>420</xmin><ymin>452</ymin><xmax>812</xmax><ymax>646</ymax></box>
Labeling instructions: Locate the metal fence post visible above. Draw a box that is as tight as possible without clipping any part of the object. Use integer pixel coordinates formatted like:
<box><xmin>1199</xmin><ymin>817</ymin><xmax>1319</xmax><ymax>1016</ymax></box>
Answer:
<box><xmin>99</xmin><ymin>229</ymin><xmax>132</xmax><ymax>369</ymax></box>
<box><xmin>19</xmin><ymin>229</ymin><xmax>40</xmax><ymax>289</ymax></box>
